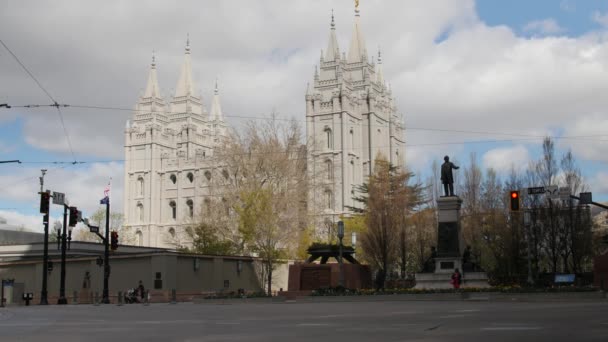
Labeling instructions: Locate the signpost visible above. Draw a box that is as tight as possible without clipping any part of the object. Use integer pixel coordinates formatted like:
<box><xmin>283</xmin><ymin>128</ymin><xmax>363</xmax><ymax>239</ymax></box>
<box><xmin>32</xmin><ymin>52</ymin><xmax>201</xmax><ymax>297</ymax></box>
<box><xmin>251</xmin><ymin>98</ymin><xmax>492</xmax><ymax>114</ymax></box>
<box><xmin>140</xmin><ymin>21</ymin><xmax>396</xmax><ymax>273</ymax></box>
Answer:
<box><xmin>52</xmin><ymin>192</ymin><xmax>65</xmax><ymax>206</ymax></box>
<box><xmin>579</xmin><ymin>192</ymin><xmax>592</xmax><ymax>205</ymax></box>
<box><xmin>545</xmin><ymin>186</ymin><xmax>558</xmax><ymax>199</ymax></box>
<box><xmin>527</xmin><ymin>187</ymin><xmax>545</xmax><ymax>195</ymax></box>
<box><xmin>558</xmin><ymin>187</ymin><xmax>571</xmax><ymax>201</ymax></box>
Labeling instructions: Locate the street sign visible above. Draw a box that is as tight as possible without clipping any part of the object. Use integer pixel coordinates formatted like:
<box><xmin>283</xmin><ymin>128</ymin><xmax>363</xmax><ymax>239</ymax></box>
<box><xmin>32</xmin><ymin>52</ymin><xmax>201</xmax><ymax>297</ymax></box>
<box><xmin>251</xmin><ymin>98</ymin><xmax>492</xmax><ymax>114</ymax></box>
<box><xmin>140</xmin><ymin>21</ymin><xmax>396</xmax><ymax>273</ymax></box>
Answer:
<box><xmin>580</xmin><ymin>192</ymin><xmax>592</xmax><ymax>204</ymax></box>
<box><xmin>558</xmin><ymin>187</ymin><xmax>571</xmax><ymax>201</ymax></box>
<box><xmin>89</xmin><ymin>226</ymin><xmax>99</xmax><ymax>233</ymax></box>
<box><xmin>545</xmin><ymin>185</ymin><xmax>559</xmax><ymax>199</ymax></box>
<box><xmin>527</xmin><ymin>187</ymin><xmax>545</xmax><ymax>195</ymax></box>
<box><xmin>52</xmin><ymin>192</ymin><xmax>65</xmax><ymax>205</ymax></box>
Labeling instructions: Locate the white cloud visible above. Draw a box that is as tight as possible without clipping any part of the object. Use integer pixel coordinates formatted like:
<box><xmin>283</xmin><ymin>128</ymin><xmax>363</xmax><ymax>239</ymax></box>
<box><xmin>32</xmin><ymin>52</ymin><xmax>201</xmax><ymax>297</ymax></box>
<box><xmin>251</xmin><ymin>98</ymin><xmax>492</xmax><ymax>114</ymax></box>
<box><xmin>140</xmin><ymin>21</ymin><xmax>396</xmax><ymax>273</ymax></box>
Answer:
<box><xmin>0</xmin><ymin>0</ymin><xmax>608</xmax><ymax>196</ymax></box>
<box><xmin>589</xmin><ymin>171</ymin><xmax>608</xmax><ymax>195</ymax></box>
<box><xmin>560</xmin><ymin>113</ymin><xmax>608</xmax><ymax>161</ymax></box>
<box><xmin>0</xmin><ymin>210</ymin><xmax>60</xmax><ymax>233</ymax></box>
<box><xmin>559</xmin><ymin>1</ymin><xmax>575</xmax><ymax>13</ymax></box>
<box><xmin>592</xmin><ymin>11</ymin><xmax>608</xmax><ymax>28</ymax></box>
<box><xmin>523</xmin><ymin>18</ymin><xmax>566</xmax><ymax>35</ymax></box>
<box><xmin>482</xmin><ymin>145</ymin><xmax>531</xmax><ymax>173</ymax></box>
<box><xmin>0</xmin><ymin>162</ymin><xmax>124</xmax><ymax>222</ymax></box>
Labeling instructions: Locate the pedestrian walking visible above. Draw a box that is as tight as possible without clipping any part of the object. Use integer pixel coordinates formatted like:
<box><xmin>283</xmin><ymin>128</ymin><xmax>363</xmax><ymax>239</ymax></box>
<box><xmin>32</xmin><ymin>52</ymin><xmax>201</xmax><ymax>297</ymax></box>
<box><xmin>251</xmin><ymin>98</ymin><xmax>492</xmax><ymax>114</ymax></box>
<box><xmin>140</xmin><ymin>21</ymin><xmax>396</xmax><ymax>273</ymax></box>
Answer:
<box><xmin>451</xmin><ymin>269</ymin><xmax>462</xmax><ymax>289</ymax></box>
<box><xmin>137</xmin><ymin>280</ymin><xmax>145</xmax><ymax>300</ymax></box>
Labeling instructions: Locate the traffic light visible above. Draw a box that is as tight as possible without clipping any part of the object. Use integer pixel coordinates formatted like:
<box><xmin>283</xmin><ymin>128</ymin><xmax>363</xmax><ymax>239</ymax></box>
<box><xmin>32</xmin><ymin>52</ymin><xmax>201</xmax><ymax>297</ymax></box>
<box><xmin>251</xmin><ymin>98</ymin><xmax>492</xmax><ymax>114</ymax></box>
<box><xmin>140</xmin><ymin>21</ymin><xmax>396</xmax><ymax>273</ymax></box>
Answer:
<box><xmin>39</xmin><ymin>192</ymin><xmax>50</xmax><ymax>214</ymax></box>
<box><xmin>110</xmin><ymin>231</ymin><xmax>118</xmax><ymax>251</ymax></box>
<box><xmin>510</xmin><ymin>191</ymin><xmax>520</xmax><ymax>211</ymax></box>
<box><xmin>68</xmin><ymin>207</ymin><xmax>78</xmax><ymax>227</ymax></box>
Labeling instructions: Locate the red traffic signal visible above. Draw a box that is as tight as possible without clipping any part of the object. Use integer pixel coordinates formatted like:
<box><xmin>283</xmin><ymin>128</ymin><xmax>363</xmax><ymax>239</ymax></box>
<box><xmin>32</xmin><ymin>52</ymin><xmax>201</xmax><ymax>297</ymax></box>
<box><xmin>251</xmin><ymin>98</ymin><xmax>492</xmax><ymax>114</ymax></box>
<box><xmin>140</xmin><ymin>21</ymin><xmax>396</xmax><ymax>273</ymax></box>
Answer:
<box><xmin>39</xmin><ymin>192</ymin><xmax>50</xmax><ymax>214</ymax></box>
<box><xmin>510</xmin><ymin>191</ymin><xmax>520</xmax><ymax>211</ymax></box>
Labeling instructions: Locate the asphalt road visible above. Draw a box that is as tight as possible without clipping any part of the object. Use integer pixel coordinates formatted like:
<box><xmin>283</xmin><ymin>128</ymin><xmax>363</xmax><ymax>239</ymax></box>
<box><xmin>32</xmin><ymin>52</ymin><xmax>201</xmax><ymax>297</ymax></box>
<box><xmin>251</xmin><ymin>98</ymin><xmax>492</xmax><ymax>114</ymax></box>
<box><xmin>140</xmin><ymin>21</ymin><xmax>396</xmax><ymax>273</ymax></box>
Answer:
<box><xmin>1</xmin><ymin>300</ymin><xmax>607</xmax><ymax>342</ymax></box>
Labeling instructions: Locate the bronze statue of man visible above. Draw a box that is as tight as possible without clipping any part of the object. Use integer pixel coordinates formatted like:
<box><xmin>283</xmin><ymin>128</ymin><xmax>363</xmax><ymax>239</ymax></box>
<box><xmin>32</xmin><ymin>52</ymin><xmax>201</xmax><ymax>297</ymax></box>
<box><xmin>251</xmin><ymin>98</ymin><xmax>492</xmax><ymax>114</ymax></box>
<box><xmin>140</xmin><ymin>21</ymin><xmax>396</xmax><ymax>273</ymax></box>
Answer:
<box><xmin>441</xmin><ymin>155</ymin><xmax>459</xmax><ymax>197</ymax></box>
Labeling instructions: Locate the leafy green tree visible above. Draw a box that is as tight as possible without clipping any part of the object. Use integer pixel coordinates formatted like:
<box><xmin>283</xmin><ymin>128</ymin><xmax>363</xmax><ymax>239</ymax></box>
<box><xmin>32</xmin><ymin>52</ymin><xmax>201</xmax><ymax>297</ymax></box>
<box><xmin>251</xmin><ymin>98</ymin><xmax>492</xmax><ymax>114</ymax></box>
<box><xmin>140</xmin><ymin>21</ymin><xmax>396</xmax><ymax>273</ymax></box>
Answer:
<box><xmin>352</xmin><ymin>155</ymin><xmax>423</xmax><ymax>287</ymax></box>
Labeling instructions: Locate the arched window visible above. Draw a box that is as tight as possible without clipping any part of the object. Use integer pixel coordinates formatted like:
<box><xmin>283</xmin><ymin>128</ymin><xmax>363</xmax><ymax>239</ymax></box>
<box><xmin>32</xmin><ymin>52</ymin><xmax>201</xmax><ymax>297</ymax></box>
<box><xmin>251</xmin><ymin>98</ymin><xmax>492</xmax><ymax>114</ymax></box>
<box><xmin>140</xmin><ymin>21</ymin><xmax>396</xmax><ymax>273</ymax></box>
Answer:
<box><xmin>170</xmin><ymin>174</ymin><xmax>177</xmax><ymax>185</ymax></box>
<box><xmin>204</xmin><ymin>170</ymin><xmax>212</xmax><ymax>181</ymax></box>
<box><xmin>168</xmin><ymin>227</ymin><xmax>176</xmax><ymax>239</ymax></box>
<box><xmin>187</xmin><ymin>172</ymin><xmax>194</xmax><ymax>183</ymax></box>
<box><xmin>222</xmin><ymin>169</ymin><xmax>229</xmax><ymax>180</ymax></box>
<box><xmin>325</xmin><ymin>159</ymin><xmax>333</xmax><ymax>180</ymax></box>
<box><xmin>324</xmin><ymin>190</ymin><xmax>333</xmax><ymax>210</ymax></box>
<box><xmin>186</xmin><ymin>199</ymin><xmax>194</xmax><ymax>218</ymax></box>
<box><xmin>350</xmin><ymin>160</ymin><xmax>355</xmax><ymax>183</ymax></box>
<box><xmin>169</xmin><ymin>201</ymin><xmax>177</xmax><ymax>220</ymax></box>
<box><xmin>324</xmin><ymin>128</ymin><xmax>333</xmax><ymax>149</ymax></box>
<box><xmin>349</xmin><ymin>128</ymin><xmax>354</xmax><ymax>149</ymax></box>
<box><xmin>137</xmin><ymin>176</ymin><xmax>144</xmax><ymax>196</ymax></box>
<box><xmin>204</xmin><ymin>198</ymin><xmax>211</xmax><ymax>213</ymax></box>
<box><xmin>136</xmin><ymin>230</ymin><xmax>143</xmax><ymax>247</ymax></box>
<box><xmin>136</xmin><ymin>202</ymin><xmax>144</xmax><ymax>222</ymax></box>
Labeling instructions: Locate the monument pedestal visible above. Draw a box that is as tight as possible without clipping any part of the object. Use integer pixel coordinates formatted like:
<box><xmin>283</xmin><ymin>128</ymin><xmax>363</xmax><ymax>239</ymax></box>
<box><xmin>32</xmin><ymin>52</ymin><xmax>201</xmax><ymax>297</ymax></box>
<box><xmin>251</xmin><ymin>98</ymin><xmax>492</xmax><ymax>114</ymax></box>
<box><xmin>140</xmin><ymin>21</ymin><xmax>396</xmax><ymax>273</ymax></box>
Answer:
<box><xmin>415</xmin><ymin>196</ymin><xmax>489</xmax><ymax>289</ymax></box>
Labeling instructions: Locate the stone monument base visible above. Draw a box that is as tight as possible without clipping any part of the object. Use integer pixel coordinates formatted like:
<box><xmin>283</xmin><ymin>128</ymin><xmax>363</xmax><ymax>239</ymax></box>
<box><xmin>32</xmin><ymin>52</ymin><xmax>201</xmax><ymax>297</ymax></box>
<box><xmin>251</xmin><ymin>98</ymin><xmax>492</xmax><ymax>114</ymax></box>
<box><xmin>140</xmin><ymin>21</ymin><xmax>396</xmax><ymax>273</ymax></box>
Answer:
<box><xmin>415</xmin><ymin>271</ymin><xmax>490</xmax><ymax>289</ymax></box>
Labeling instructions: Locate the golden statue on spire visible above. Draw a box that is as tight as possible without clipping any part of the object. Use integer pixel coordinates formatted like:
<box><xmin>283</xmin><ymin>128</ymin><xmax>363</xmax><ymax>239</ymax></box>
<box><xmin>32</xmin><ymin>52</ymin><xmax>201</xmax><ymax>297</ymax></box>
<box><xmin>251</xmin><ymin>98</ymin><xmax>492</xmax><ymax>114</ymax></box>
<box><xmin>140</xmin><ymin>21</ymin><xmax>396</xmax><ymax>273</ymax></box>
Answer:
<box><xmin>355</xmin><ymin>0</ymin><xmax>360</xmax><ymax>12</ymax></box>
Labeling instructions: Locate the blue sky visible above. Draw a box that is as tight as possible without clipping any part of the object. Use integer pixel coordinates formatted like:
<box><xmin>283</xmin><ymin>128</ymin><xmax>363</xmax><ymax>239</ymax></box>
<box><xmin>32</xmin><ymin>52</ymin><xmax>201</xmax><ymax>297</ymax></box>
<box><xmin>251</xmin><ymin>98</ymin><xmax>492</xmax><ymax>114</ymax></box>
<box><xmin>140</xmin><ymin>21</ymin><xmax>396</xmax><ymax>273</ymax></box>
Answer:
<box><xmin>1</xmin><ymin>0</ymin><xmax>608</xmax><ymax>230</ymax></box>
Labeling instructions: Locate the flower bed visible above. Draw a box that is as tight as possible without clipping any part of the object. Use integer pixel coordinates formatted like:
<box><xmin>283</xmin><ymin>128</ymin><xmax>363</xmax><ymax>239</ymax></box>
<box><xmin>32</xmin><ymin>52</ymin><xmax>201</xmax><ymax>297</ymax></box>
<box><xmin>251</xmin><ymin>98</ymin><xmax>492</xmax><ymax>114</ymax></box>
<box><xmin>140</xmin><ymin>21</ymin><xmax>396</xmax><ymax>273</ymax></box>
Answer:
<box><xmin>311</xmin><ymin>285</ymin><xmax>599</xmax><ymax>296</ymax></box>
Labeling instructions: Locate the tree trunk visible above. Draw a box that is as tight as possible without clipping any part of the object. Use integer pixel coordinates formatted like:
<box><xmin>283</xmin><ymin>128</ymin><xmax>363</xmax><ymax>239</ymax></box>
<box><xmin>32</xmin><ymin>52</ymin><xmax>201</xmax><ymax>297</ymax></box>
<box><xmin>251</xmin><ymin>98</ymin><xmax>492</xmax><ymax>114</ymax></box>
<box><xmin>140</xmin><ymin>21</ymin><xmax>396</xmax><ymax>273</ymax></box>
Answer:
<box><xmin>267</xmin><ymin>262</ymin><xmax>272</xmax><ymax>296</ymax></box>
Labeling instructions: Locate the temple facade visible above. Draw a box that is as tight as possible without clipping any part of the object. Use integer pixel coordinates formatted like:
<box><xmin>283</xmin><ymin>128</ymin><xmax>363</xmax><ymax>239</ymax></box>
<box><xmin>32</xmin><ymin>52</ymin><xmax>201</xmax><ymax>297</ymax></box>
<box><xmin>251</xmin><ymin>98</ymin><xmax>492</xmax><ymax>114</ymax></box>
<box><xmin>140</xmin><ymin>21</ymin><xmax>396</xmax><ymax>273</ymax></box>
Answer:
<box><xmin>306</xmin><ymin>8</ymin><xmax>405</xmax><ymax>231</ymax></box>
<box><xmin>123</xmin><ymin>39</ymin><xmax>228</xmax><ymax>248</ymax></box>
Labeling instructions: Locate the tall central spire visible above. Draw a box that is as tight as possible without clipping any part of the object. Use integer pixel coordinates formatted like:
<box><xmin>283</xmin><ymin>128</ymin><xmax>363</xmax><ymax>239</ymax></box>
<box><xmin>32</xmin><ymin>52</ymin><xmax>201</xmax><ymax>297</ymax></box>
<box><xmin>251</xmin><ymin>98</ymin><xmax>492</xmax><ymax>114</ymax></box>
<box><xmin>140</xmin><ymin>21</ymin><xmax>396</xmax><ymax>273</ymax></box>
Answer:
<box><xmin>143</xmin><ymin>50</ymin><xmax>161</xmax><ymax>99</ymax></box>
<box><xmin>175</xmin><ymin>34</ymin><xmax>194</xmax><ymax>97</ymax></box>
<box><xmin>347</xmin><ymin>4</ymin><xmax>367</xmax><ymax>63</ymax></box>
<box><xmin>376</xmin><ymin>48</ymin><xmax>385</xmax><ymax>86</ymax></box>
<box><xmin>325</xmin><ymin>9</ymin><xmax>340</xmax><ymax>61</ymax></box>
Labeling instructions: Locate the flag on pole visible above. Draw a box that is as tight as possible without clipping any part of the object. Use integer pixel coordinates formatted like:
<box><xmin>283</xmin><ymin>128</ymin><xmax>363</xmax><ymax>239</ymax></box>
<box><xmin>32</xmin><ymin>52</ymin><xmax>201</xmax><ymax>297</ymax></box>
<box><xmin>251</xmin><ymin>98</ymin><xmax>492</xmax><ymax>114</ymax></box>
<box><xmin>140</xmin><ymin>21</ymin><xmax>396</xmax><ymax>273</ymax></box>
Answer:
<box><xmin>100</xmin><ymin>178</ymin><xmax>111</xmax><ymax>205</ymax></box>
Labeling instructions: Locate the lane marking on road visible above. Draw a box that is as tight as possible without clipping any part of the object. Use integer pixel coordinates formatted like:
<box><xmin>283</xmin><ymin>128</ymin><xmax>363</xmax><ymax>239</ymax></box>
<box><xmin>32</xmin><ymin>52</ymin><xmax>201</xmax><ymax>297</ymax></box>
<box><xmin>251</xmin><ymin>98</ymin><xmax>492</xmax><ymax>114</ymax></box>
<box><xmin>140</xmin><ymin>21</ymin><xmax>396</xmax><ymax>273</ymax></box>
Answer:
<box><xmin>318</xmin><ymin>311</ymin><xmax>416</xmax><ymax>318</ymax></box>
<box><xmin>481</xmin><ymin>327</ymin><xmax>542</xmax><ymax>331</ymax></box>
<box><xmin>438</xmin><ymin>314</ymin><xmax>470</xmax><ymax>319</ymax></box>
<box><xmin>455</xmin><ymin>309</ymin><xmax>480</xmax><ymax>313</ymax></box>
<box><xmin>215</xmin><ymin>322</ymin><xmax>241</xmax><ymax>325</ymax></box>
<box><xmin>297</xmin><ymin>323</ymin><xmax>330</xmax><ymax>326</ymax></box>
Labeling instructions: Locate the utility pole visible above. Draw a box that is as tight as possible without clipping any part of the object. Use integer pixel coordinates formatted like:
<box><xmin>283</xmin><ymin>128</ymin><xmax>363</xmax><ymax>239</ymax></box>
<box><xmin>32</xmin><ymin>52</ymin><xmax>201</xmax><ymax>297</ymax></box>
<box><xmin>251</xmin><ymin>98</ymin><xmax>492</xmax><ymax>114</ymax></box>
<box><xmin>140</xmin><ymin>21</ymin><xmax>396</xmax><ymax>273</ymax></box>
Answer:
<box><xmin>39</xmin><ymin>170</ymin><xmax>49</xmax><ymax>305</ymax></box>
<box><xmin>337</xmin><ymin>220</ymin><xmax>344</xmax><ymax>288</ymax></box>
<box><xmin>57</xmin><ymin>204</ymin><xmax>68</xmax><ymax>305</ymax></box>
<box><xmin>101</xmin><ymin>196</ymin><xmax>111</xmax><ymax>304</ymax></box>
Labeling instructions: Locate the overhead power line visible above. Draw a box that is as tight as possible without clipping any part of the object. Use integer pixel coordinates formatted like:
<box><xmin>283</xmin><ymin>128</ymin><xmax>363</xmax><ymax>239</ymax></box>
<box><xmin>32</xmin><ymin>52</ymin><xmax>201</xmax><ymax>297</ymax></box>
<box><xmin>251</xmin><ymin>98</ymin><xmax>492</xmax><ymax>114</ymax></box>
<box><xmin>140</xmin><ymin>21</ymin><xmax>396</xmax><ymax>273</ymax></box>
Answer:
<box><xmin>0</xmin><ymin>40</ymin><xmax>76</xmax><ymax>162</ymax></box>
<box><xmin>11</xmin><ymin>102</ymin><xmax>608</xmax><ymax>143</ymax></box>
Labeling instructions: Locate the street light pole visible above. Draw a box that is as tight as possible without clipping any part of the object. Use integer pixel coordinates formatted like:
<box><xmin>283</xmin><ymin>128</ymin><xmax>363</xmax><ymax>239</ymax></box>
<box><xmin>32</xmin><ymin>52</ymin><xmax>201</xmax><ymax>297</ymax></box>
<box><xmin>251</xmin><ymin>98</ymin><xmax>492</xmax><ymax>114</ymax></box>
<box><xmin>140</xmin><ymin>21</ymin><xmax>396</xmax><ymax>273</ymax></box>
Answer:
<box><xmin>337</xmin><ymin>220</ymin><xmax>345</xmax><ymax>288</ymax></box>
<box><xmin>57</xmin><ymin>205</ymin><xmax>68</xmax><ymax>304</ymax></box>
<box><xmin>39</xmin><ymin>170</ymin><xmax>49</xmax><ymax>305</ymax></box>
<box><xmin>102</xmin><ymin>197</ymin><xmax>110</xmax><ymax>304</ymax></box>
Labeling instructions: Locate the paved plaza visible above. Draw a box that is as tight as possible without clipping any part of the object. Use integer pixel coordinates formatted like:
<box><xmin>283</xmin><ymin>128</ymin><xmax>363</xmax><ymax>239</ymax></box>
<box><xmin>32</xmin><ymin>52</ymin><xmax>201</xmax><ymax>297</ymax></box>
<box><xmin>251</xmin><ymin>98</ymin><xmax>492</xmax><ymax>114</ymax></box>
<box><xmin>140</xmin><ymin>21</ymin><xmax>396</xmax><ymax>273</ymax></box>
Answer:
<box><xmin>1</xmin><ymin>300</ymin><xmax>608</xmax><ymax>341</ymax></box>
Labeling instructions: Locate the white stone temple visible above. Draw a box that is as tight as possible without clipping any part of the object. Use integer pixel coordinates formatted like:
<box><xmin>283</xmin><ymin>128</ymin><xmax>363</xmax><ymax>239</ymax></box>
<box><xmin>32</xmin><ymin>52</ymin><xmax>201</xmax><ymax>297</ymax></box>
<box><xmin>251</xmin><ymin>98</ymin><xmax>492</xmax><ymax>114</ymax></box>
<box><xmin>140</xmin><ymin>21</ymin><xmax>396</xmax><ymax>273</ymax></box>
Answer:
<box><xmin>306</xmin><ymin>8</ymin><xmax>405</xmax><ymax>229</ymax></box>
<box><xmin>123</xmin><ymin>38</ymin><xmax>229</xmax><ymax>248</ymax></box>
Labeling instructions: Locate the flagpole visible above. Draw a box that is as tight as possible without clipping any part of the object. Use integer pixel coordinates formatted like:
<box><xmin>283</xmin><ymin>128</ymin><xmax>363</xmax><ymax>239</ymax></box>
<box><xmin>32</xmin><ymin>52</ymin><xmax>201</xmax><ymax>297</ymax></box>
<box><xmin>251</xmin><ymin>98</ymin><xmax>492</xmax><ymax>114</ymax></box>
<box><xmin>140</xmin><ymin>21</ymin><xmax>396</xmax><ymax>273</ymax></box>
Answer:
<box><xmin>101</xmin><ymin>178</ymin><xmax>111</xmax><ymax>304</ymax></box>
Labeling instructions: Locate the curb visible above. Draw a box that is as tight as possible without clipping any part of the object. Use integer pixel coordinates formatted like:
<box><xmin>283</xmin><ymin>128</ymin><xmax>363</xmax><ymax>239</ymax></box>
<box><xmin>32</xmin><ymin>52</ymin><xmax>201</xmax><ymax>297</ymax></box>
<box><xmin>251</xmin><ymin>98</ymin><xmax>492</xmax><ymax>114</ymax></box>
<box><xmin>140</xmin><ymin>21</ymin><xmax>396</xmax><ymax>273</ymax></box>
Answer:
<box><xmin>193</xmin><ymin>291</ymin><xmax>607</xmax><ymax>304</ymax></box>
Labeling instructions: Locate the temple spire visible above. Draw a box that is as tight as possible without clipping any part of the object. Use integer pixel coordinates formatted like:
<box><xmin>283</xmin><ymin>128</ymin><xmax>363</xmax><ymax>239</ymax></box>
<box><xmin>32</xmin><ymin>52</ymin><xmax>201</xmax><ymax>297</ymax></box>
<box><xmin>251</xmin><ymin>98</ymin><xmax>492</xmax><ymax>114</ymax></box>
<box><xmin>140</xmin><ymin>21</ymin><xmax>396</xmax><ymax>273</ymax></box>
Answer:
<box><xmin>175</xmin><ymin>34</ymin><xmax>194</xmax><ymax>97</ymax></box>
<box><xmin>324</xmin><ymin>9</ymin><xmax>340</xmax><ymax>61</ymax></box>
<box><xmin>376</xmin><ymin>48</ymin><xmax>385</xmax><ymax>86</ymax></box>
<box><xmin>210</xmin><ymin>77</ymin><xmax>223</xmax><ymax>121</ymax></box>
<box><xmin>347</xmin><ymin>4</ymin><xmax>367</xmax><ymax>63</ymax></box>
<box><xmin>143</xmin><ymin>50</ymin><xmax>161</xmax><ymax>99</ymax></box>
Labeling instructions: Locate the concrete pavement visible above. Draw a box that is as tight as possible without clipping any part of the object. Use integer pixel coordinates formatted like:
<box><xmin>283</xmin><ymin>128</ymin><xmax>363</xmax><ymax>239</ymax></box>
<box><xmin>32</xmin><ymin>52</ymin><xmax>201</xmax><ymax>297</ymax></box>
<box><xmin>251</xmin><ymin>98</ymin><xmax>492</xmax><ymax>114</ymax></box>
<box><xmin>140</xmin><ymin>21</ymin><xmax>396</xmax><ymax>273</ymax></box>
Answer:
<box><xmin>1</xmin><ymin>300</ymin><xmax>607</xmax><ymax>341</ymax></box>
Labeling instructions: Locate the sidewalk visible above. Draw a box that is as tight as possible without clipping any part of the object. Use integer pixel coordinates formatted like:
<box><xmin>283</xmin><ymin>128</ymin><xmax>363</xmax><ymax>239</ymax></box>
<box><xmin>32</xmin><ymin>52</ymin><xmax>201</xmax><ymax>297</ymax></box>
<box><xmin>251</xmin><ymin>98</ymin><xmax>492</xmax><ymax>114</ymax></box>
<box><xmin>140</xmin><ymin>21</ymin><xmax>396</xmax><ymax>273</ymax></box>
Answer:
<box><xmin>193</xmin><ymin>290</ymin><xmax>607</xmax><ymax>304</ymax></box>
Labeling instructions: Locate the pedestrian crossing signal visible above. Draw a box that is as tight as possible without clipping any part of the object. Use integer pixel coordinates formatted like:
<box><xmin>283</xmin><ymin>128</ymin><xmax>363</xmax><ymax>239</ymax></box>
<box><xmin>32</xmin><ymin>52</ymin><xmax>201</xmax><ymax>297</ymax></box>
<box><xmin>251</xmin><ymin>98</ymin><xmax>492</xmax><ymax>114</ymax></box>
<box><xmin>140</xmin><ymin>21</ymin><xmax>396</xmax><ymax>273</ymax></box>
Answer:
<box><xmin>510</xmin><ymin>191</ymin><xmax>520</xmax><ymax>211</ymax></box>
